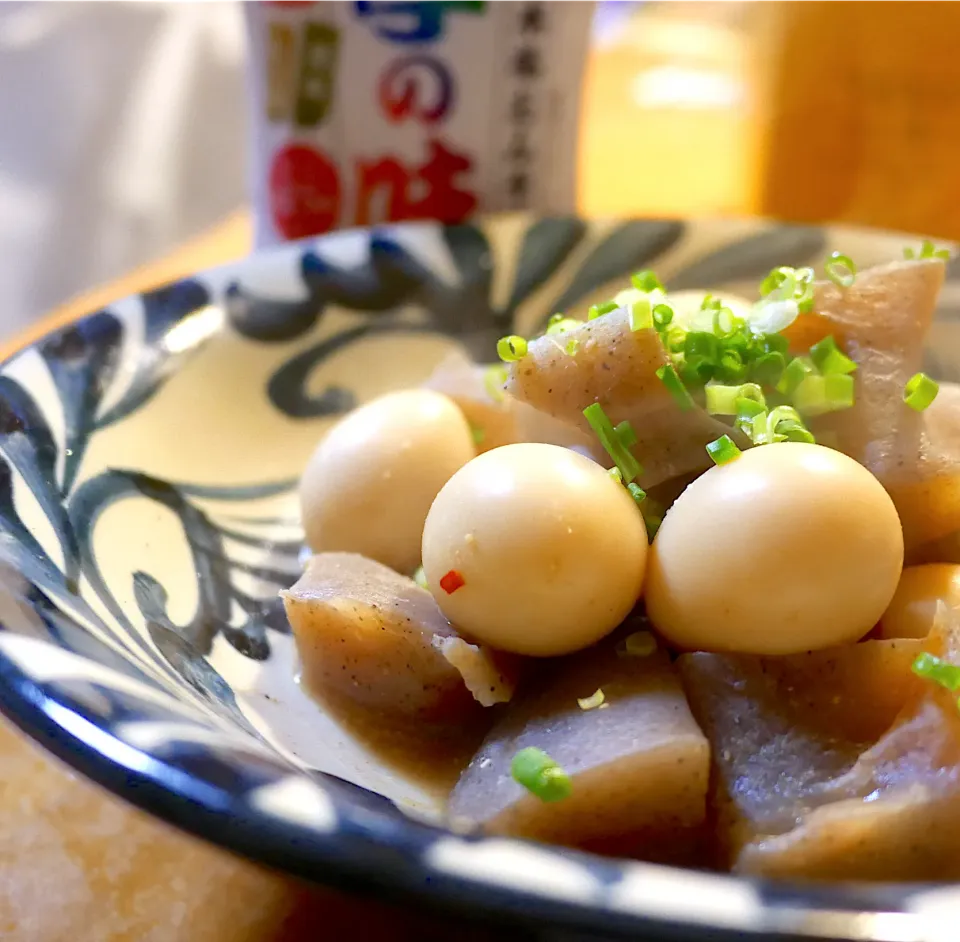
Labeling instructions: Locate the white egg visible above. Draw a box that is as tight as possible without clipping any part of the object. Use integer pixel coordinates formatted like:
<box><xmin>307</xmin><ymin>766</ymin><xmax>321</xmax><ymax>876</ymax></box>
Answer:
<box><xmin>421</xmin><ymin>443</ymin><xmax>648</xmax><ymax>656</ymax></box>
<box><xmin>300</xmin><ymin>389</ymin><xmax>475</xmax><ymax>574</ymax></box>
<box><xmin>645</xmin><ymin>442</ymin><xmax>904</xmax><ymax>655</ymax></box>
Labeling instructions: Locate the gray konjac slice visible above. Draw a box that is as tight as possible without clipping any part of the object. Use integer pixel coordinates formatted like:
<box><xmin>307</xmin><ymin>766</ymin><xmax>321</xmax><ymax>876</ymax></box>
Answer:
<box><xmin>282</xmin><ymin>552</ymin><xmax>516</xmax><ymax>789</ymax></box>
<box><xmin>679</xmin><ymin>632</ymin><xmax>960</xmax><ymax>879</ymax></box>
<box><xmin>449</xmin><ymin>636</ymin><xmax>710</xmax><ymax>861</ymax></box>
<box><xmin>504</xmin><ymin>308</ymin><xmax>748</xmax><ymax>488</ymax></box>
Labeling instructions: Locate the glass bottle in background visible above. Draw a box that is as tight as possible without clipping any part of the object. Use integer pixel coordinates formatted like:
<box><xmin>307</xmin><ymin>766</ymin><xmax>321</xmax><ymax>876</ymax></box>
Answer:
<box><xmin>579</xmin><ymin>1</ymin><xmax>762</xmax><ymax>219</ymax></box>
<box><xmin>754</xmin><ymin>1</ymin><xmax>960</xmax><ymax>239</ymax></box>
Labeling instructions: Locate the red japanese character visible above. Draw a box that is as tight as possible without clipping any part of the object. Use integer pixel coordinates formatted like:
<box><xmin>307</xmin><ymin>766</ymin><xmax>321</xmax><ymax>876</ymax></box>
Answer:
<box><xmin>355</xmin><ymin>137</ymin><xmax>476</xmax><ymax>225</ymax></box>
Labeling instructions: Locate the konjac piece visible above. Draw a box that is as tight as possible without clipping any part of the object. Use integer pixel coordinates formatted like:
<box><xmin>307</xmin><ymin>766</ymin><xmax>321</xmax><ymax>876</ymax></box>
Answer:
<box><xmin>678</xmin><ymin>634</ymin><xmax>960</xmax><ymax>880</ymax></box>
<box><xmin>449</xmin><ymin>634</ymin><xmax>709</xmax><ymax>861</ymax></box>
<box><xmin>282</xmin><ymin>553</ymin><xmax>517</xmax><ymax>784</ymax></box>
<box><xmin>504</xmin><ymin>308</ymin><xmax>748</xmax><ymax>488</ymax></box>
<box><xmin>785</xmin><ymin>259</ymin><xmax>952</xmax><ymax>551</ymax></box>
<box><xmin>423</xmin><ymin>350</ymin><xmax>596</xmax><ymax>455</ymax></box>
<box><xmin>737</xmin><ymin>614</ymin><xmax>960</xmax><ymax>881</ymax></box>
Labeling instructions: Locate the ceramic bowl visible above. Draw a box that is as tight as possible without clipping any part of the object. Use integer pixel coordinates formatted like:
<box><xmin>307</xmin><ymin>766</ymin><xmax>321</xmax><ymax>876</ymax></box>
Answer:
<box><xmin>1</xmin><ymin>214</ymin><xmax>958</xmax><ymax>941</ymax></box>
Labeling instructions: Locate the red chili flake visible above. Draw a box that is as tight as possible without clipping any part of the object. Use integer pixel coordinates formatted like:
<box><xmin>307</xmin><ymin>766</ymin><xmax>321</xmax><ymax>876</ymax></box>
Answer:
<box><xmin>439</xmin><ymin>569</ymin><xmax>465</xmax><ymax>594</ymax></box>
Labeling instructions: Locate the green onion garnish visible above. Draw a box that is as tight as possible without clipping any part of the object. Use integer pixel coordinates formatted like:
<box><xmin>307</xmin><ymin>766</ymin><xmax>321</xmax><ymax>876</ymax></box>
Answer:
<box><xmin>904</xmin><ymin>240</ymin><xmax>951</xmax><ymax>261</ymax></box>
<box><xmin>760</xmin><ymin>266</ymin><xmax>797</xmax><ymax>300</ymax></box>
<box><xmin>656</xmin><ymin>364</ymin><xmax>695</xmax><ymax>411</ymax></box>
<box><xmin>588</xmin><ymin>300</ymin><xmax>618</xmax><ymax>320</ymax></box>
<box><xmin>617</xmin><ymin>630</ymin><xmax>657</xmax><ymax>658</ymax></box>
<box><xmin>653</xmin><ymin>303</ymin><xmax>674</xmax><ymax>330</ymax></box>
<box><xmin>470</xmin><ymin>423</ymin><xmax>486</xmax><ymax>446</ymax></box>
<box><xmin>903</xmin><ymin>372</ymin><xmax>939</xmax><ymax>412</ymax></box>
<box><xmin>717</xmin><ymin>349</ymin><xmax>748</xmax><ymax>384</ymax></box>
<box><xmin>483</xmin><ymin>364</ymin><xmax>508</xmax><ymax>402</ymax></box>
<box><xmin>750</xmin><ymin>351</ymin><xmax>786</xmax><ymax>387</ymax></box>
<box><xmin>825</xmin><ymin>252</ymin><xmax>857</xmax><ymax>288</ymax></box>
<box><xmin>777</xmin><ymin>355</ymin><xmax>816</xmax><ymax>396</ymax></box>
<box><xmin>565</xmin><ymin>338</ymin><xmax>578</xmax><ymax>356</ymax></box>
<box><xmin>583</xmin><ymin>403</ymin><xmax>642</xmax><ymax>483</ymax></box>
<box><xmin>413</xmin><ymin>565</ymin><xmax>428</xmax><ymax>590</ymax></box>
<box><xmin>712</xmin><ymin>307</ymin><xmax>741</xmax><ymax>338</ymax></box>
<box><xmin>629</xmin><ymin>297</ymin><xmax>653</xmax><ymax>332</ymax></box>
<box><xmin>809</xmin><ymin>334</ymin><xmax>857</xmax><ymax>375</ymax></box>
<box><xmin>627</xmin><ymin>482</ymin><xmax>646</xmax><ymax>506</ymax></box>
<box><xmin>631</xmin><ymin>270</ymin><xmax>664</xmax><ymax>293</ymax></box>
<box><xmin>608</xmin><ymin>467</ymin><xmax>623</xmax><ymax>483</ymax></box>
<box><xmin>705</xmin><ymin>382</ymin><xmax>765</xmax><ymax>416</ymax></box>
<box><xmin>497</xmin><ymin>335</ymin><xmax>527</xmax><ymax>362</ymax></box>
<box><xmin>912</xmin><ymin>652</ymin><xmax>960</xmax><ymax>691</ymax></box>
<box><xmin>735</xmin><ymin>397</ymin><xmax>766</xmax><ymax>434</ymax></box>
<box><xmin>700</xmin><ymin>294</ymin><xmax>723</xmax><ymax>311</ymax></box>
<box><xmin>510</xmin><ymin>747</ymin><xmax>572</xmax><ymax>802</ymax></box>
<box><xmin>615</xmin><ymin>420</ymin><xmax>638</xmax><ymax>449</ymax></box>
<box><xmin>663</xmin><ymin>326</ymin><xmax>687</xmax><ymax>353</ymax></box>
<box><xmin>707</xmin><ymin>434</ymin><xmax>741</xmax><ymax>465</ymax></box>
<box><xmin>577</xmin><ymin>688</ymin><xmax>605</xmax><ymax>711</ymax></box>
<box><xmin>767</xmin><ymin>405</ymin><xmax>815</xmax><ymax>443</ymax></box>
<box><xmin>546</xmin><ymin>315</ymin><xmax>581</xmax><ymax>335</ymax></box>
<box><xmin>793</xmin><ymin>373</ymin><xmax>856</xmax><ymax>417</ymax></box>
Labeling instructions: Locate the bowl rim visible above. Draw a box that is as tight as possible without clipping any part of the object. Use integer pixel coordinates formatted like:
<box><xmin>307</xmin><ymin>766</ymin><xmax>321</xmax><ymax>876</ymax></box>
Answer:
<box><xmin>0</xmin><ymin>216</ymin><xmax>954</xmax><ymax>942</ymax></box>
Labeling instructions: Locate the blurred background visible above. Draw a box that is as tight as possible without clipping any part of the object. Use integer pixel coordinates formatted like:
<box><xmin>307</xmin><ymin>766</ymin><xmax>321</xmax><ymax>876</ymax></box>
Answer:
<box><xmin>2</xmin><ymin>1</ymin><xmax>957</xmax><ymax>338</ymax></box>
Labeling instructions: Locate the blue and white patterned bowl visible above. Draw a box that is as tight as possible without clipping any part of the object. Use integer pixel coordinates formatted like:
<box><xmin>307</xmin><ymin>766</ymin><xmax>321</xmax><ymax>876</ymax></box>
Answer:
<box><xmin>2</xmin><ymin>215</ymin><xmax>960</xmax><ymax>941</ymax></box>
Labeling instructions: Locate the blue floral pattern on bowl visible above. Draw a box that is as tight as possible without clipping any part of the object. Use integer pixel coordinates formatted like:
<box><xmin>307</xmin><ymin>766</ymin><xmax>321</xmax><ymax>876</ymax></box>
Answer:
<box><xmin>0</xmin><ymin>214</ymin><xmax>956</xmax><ymax>941</ymax></box>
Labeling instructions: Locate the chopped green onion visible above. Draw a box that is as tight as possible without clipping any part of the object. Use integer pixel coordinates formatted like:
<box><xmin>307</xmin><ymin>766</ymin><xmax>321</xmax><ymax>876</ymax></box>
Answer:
<box><xmin>627</xmin><ymin>482</ymin><xmax>646</xmax><ymax>506</ymax></box>
<box><xmin>608</xmin><ymin>467</ymin><xmax>623</xmax><ymax>484</ymax></box>
<box><xmin>793</xmin><ymin>373</ymin><xmax>855</xmax><ymax>417</ymax></box>
<box><xmin>497</xmin><ymin>335</ymin><xmax>527</xmax><ymax>362</ymax></box>
<box><xmin>615</xmin><ymin>420</ymin><xmax>638</xmax><ymax>449</ymax></box>
<box><xmin>749</xmin><ymin>411</ymin><xmax>774</xmax><ymax>445</ymax></box>
<box><xmin>717</xmin><ymin>349</ymin><xmax>748</xmax><ymax>384</ymax></box>
<box><xmin>565</xmin><ymin>338</ymin><xmax>578</xmax><ymax>356</ymax></box>
<box><xmin>796</xmin><ymin>281</ymin><xmax>815</xmax><ymax>313</ymax></box>
<box><xmin>663</xmin><ymin>326</ymin><xmax>687</xmax><ymax>353</ymax></box>
<box><xmin>777</xmin><ymin>355</ymin><xmax>816</xmax><ymax>396</ymax></box>
<box><xmin>511</xmin><ymin>747</ymin><xmax>572</xmax><ymax>802</ymax></box>
<box><xmin>583</xmin><ymin>403</ymin><xmax>642</xmax><ymax>483</ymax></box>
<box><xmin>712</xmin><ymin>307</ymin><xmax>741</xmax><ymax>338</ymax></box>
<box><xmin>825</xmin><ymin>252</ymin><xmax>857</xmax><ymax>288</ymax></box>
<box><xmin>617</xmin><ymin>630</ymin><xmax>657</xmax><ymax>658</ymax></box>
<box><xmin>750</xmin><ymin>297</ymin><xmax>799</xmax><ymax>335</ymax></box>
<box><xmin>631</xmin><ymin>270</ymin><xmax>664</xmax><ymax>293</ymax></box>
<box><xmin>653</xmin><ymin>303</ymin><xmax>674</xmax><ymax>329</ymax></box>
<box><xmin>905</xmin><ymin>240</ymin><xmax>951</xmax><ymax>261</ymax></box>
<box><xmin>735</xmin><ymin>396</ymin><xmax>767</xmax><ymax>434</ymax></box>
<box><xmin>577</xmin><ymin>689</ymin><xmax>605</xmax><ymax>710</ymax></box>
<box><xmin>809</xmin><ymin>334</ymin><xmax>857</xmax><ymax>375</ymax></box>
<box><xmin>470</xmin><ymin>423</ymin><xmax>485</xmax><ymax>446</ymax></box>
<box><xmin>750</xmin><ymin>351</ymin><xmax>786</xmax><ymax>387</ymax></box>
<box><xmin>705</xmin><ymin>382</ymin><xmax>765</xmax><ymax>416</ymax></box>
<box><xmin>707</xmin><ymin>434</ymin><xmax>741</xmax><ymax>465</ymax></box>
<box><xmin>546</xmin><ymin>316</ymin><xmax>581</xmax><ymax>335</ymax></box>
<box><xmin>760</xmin><ymin>266</ymin><xmax>797</xmax><ymax>300</ymax></box>
<box><xmin>761</xmin><ymin>333</ymin><xmax>790</xmax><ymax>355</ymax></box>
<box><xmin>903</xmin><ymin>372</ymin><xmax>939</xmax><ymax>412</ymax></box>
<box><xmin>912</xmin><ymin>652</ymin><xmax>960</xmax><ymax>691</ymax></box>
<box><xmin>656</xmin><ymin>363</ymin><xmax>695</xmax><ymax>411</ymax></box>
<box><xmin>685</xmin><ymin>331</ymin><xmax>720</xmax><ymax>361</ymax></box>
<box><xmin>629</xmin><ymin>297</ymin><xmax>653</xmax><ymax>332</ymax></box>
<box><xmin>588</xmin><ymin>300</ymin><xmax>618</xmax><ymax>320</ymax></box>
<box><xmin>700</xmin><ymin>294</ymin><xmax>722</xmax><ymax>311</ymax></box>
<box><xmin>483</xmin><ymin>364</ymin><xmax>508</xmax><ymax>402</ymax></box>
<box><xmin>413</xmin><ymin>565</ymin><xmax>428</xmax><ymax>590</ymax></box>
<box><xmin>767</xmin><ymin>405</ymin><xmax>815</xmax><ymax>444</ymax></box>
